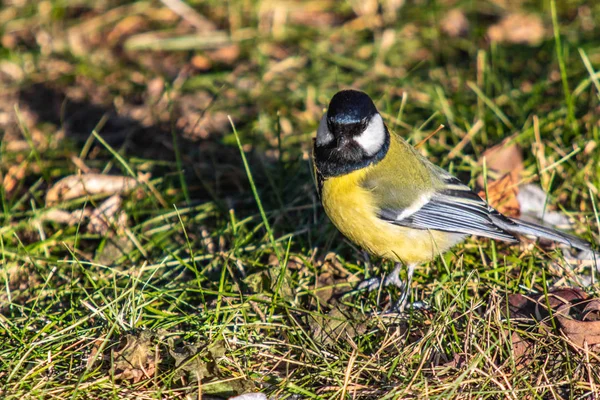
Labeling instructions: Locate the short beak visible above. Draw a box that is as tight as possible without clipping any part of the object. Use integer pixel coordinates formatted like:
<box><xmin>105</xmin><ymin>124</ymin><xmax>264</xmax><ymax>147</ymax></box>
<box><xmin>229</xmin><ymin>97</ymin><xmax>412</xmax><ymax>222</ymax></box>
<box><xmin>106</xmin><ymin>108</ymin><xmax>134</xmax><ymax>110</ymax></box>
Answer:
<box><xmin>336</xmin><ymin>136</ymin><xmax>351</xmax><ymax>148</ymax></box>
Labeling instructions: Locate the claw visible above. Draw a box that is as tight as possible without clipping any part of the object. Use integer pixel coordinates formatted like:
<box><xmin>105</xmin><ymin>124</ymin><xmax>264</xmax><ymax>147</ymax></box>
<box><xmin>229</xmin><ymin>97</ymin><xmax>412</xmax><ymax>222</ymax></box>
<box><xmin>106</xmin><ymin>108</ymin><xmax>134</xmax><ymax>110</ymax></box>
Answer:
<box><xmin>356</xmin><ymin>276</ymin><xmax>384</xmax><ymax>291</ymax></box>
<box><xmin>352</xmin><ymin>263</ymin><xmax>418</xmax><ymax>311</ymax></box>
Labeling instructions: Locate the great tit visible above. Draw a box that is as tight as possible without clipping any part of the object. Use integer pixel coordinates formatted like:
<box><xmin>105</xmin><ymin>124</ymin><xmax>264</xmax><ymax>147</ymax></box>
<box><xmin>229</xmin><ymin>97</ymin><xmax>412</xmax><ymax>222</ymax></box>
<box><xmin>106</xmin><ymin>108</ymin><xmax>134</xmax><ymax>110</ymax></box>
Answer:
<box><xmin>313</xmin><ymin>89</ymin><xmax>595</xmax><ymax>293</ymax></box>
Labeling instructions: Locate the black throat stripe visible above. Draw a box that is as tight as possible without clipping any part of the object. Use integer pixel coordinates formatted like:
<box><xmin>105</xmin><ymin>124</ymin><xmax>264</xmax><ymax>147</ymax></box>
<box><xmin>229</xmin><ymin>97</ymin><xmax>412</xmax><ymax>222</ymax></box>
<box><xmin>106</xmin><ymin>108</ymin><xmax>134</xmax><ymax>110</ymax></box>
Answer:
<box><xmin>313</xmin><ymin>127</ymin><xmax>390</xmax><ymax>180</ymax></box>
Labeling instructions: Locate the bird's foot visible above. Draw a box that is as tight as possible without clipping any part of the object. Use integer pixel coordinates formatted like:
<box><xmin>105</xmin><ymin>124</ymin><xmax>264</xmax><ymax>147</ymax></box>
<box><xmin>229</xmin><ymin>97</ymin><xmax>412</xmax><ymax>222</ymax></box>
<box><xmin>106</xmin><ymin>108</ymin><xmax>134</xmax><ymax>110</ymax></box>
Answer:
<box><xmin>354</xmin><ymin>263</ymin><xmax>421</xmax><ymax>311</ymax></box>
<box><xmin>356</xmin><ymin>272</ymin><xmax>404</xmax><ymax>291</ymax></box>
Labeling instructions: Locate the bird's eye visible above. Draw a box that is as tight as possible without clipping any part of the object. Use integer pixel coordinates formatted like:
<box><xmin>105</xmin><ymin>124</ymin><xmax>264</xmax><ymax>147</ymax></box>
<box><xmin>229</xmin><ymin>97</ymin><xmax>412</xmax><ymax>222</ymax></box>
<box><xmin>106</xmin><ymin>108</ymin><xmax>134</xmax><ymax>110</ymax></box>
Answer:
<box><xmin>316</xmin><ymin>114</ymin><xmax>334</xmax><ymax>146</ymax></box>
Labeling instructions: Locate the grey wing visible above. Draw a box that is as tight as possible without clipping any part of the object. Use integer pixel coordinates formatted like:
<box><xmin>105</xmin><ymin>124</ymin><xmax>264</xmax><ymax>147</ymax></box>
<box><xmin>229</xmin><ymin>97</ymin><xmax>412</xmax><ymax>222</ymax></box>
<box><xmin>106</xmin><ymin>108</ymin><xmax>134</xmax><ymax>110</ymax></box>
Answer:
<box><xmin>378</xmin><ymin>175</ymin><xmax>519</xmax><ymax>243</ymax></box>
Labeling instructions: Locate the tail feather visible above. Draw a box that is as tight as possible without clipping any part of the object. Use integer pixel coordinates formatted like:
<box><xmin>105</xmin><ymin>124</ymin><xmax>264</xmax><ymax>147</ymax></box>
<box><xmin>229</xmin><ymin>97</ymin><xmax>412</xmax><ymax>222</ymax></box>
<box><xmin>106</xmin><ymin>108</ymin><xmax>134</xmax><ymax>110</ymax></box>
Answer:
<box><xmin>492</xmin><ymin>216</ymin><xmax>593</xmax><ymax>252</ymax></box>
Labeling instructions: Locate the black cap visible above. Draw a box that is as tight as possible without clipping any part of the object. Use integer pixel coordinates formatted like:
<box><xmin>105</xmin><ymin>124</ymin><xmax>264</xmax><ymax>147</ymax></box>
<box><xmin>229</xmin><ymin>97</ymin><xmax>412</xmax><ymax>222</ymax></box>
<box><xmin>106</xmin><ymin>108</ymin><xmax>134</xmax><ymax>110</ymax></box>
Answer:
<box><xmin>327</xmin><ymin>90</ymin><xmax>378</xmax><ymax>124</ymax></box>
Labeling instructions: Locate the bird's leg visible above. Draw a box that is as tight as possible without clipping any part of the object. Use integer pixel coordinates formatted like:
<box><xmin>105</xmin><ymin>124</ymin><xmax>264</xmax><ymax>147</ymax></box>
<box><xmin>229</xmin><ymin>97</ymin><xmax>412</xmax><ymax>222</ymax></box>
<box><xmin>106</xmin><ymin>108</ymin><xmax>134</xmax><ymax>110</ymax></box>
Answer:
<box><xmin>395</xmin><ymin>263</ymin><xmax>416</xmax><ymax>310</ymax></box>
<box><xmin>356</xmin><ymin>262</ymin><xmax>410</xmax><ymax>292</ymax></box>
<box><xmin>363</xmin><ymin>250</ymin><xmax>372</xmax><ymax>273</ymax></box>
<box><xmin>354</xmin><ymin>262</ymin><xmax>420</xmax><ymax>310</ymax></box>
<box><xmin>382</xmin><ymin>263</ymin><xmax>403</xmax><ymax>288</ymax></box>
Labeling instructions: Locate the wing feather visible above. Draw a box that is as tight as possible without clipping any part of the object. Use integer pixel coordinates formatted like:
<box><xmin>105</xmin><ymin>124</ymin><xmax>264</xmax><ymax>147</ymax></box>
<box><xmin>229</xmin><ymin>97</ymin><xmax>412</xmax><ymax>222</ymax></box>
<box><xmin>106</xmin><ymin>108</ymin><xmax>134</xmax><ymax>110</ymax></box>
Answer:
<box><xmin>366</xmin><ymin>134</ymin><xmax>592</xmax><ymax>252</ymax></box>
<box><xmin>378</xmin><ymin>176</ymin><xmax>519</xmax><ymax>243</ymax></box>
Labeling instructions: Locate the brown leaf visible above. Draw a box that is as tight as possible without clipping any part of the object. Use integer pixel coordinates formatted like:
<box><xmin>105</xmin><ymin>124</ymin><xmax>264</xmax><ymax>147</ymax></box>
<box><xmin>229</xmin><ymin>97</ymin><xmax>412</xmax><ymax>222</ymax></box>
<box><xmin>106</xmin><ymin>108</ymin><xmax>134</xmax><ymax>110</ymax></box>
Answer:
<box><xmin>191</xmin><ymin>55</ymin><xmax>212</xmax><ymax>71</ymax></box>
<box><xmin>313</xmin><ymin>252</ymin><xmax>353</xmax><ymax>305</ymax></box>
<box><xmin>169</xmin><ymin>340</ymin><xmax>226</xmax><ymax>382</ymax></box>
<box><xmin>478</xmin><ymin>138</ymin><xmax>524</xmax><ymax>188</ymax></box>
<box><xmin>113</xmin><ymin>331</ymin><xmax>159</xmax><ymax>383</ymax></box>
<box><xmin>309</xmin><ymin>306</ymin><xmax>367</xmax><ymax>346</ymax></box>
<box><xmin>440</xmin><ymin>9</ymin><xmax>469</xmax><ymax>38</ymax></box>
<box><xmin>176</xmin><ymin>92</ymin><xmax>232</xmax><ymax>140</ymax></box>
<box><xmin>39</xmin><ymin>209</ymin><xmax>89</xmax><ymax>225</ymax></box>
<box><xmin>86</xmin><ymin>336</ymin><xmax>106</xmax><ymax>369</ymax></box>
<box><xmin>554</xmin><ymin>298</ymin><xmax>600</xmax><ymax>347</ymax></box>
<box><xmin>478</xmin><ymin>173</ymin><xmax>520</xmax><ymax>217</ymax></box>
<box><xmin>507</xmin><ymin>288</ymin><xmax>600</xmax><ymax>348</ymax></box>
<box><xmin>487</xmin><ymin>14</ymin><xmax>545</xmax><ymax>46</ymax></box>
<box><xmin>206</xmin><ymin>44</ymin><xmax>240</xmax><ymax>65</ymax></box>
<box><xmin>107</xmin><ymin>15</ymin><xmax>148</xmax><ymax>43</ymax></box>
<box><xmin>442</xmin><ymin>353</ymin><xmax>468</xmax><ymax>369</ymax></box>
<box><xmin>289</xmin><ymin>8</ymin><xmax>341</xmax><ymax>28</ymax></box>
<box><xmin>245</xmin><ymin>259</ymin><xmax>295</xmax><ymax>301</ymax></box>
<box><xmin>46</xmin><ymin>174</ymin><xmax>138</xmax><ymax>205</ymax></box>
<box><xmin>510</xmin><ymin>331</ymin><xmax>533</xmax><ymax>367</ymax></box>
<box><xmin>544</xmin><ymin>288</ymin><xmax>587</xmax><ymax>308</ymax></box>
<box><xmin>507</xmin><ymin>293</ymin><xmax>537</xmax><ymax>319</ymax></box>
<box><xmin>508</xmin><ymin>288</ymin><xmax>587</xmax><ymax>321</ymax></box>
<box><xmin>314</xmin><ymin>270</ymin><xmax>343</xmax><ymax>305</ymax></box>
<box><xmin>87</xmin><ymin>195</ymin><xmax>128</xmax><ymax>235</ymax></box>
<box><xmin>582</xmin><ymin>299</ymin><xmax>600</xmax><ymax>322</ymax></box>
<box><xmin>2</xmin><ymin>160</ymin><xmax>28</xmax><ymax>197</ymax></box>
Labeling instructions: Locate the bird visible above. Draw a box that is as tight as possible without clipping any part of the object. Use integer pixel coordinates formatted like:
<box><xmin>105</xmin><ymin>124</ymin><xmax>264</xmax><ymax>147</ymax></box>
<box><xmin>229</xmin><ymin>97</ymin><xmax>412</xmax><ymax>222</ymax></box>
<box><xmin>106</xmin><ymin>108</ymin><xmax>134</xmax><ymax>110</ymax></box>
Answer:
<box><xmin>313</xmin><ymin>89</ymin><xmax>596</xmax><ymax>300</ymax></box>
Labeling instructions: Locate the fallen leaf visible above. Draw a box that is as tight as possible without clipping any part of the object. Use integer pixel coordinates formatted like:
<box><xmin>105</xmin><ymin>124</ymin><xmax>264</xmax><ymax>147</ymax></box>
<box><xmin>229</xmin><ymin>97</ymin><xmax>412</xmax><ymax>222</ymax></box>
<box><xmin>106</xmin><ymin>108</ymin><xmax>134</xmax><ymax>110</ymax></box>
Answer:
<box><xmin>478</xmin><ymin>173</ymin><xmax>520</xmax><ymax>217</ymax></box>
<box><xmin>507</xmin><ymin>293</ymin><xmax>537</xmax><ymax>319</ymax></box>
<box><xmin>39</xmin><ymin>209</ymin><xmax>89</xmax><ymax>225</ymax></box>
<box><xmin>477</xmin><ymin>139</ymin><xmax>524</xmax><ymax>216</ymax></box>
<box><xmin>169</xmin><ymin>342</ymin><xmax>212</xmax><ymax>382</ymax></box>
<box><xmin>46</xmin><ymin>174</ymin><xmax>138</xmax><ymax>205</ymax></box>
<box><xmin>206</xmin><ymin>44</ymin><xmax>240</xmax><ymax>65</ymax></box>
<box><xmin>191</xmin><ymin>54</ymin><xmax>212</xmax><ymax>71</ymax></box>
<box><xmin>95</xmin><ymin>235</ymin><xmax>135</xmax><ymax>265</ymax></box>
<box><xmin>442</xmin><ymin>353</ymin><xmax>468</xmax><ymax>369</ymax></box>
<box><xmin>517</xmin><ymin>184</ymin><xmax>572</xmax><ymax>229</ymax></box>
<box><xmin>87</xmin><ymin>195</ymin><xmax>127</xmax><ymax>235</ymax></box>
<box><xmin>309</xmin><ymin>306</ymin><xmax>367</xmax><ymax>346</ymax></box>
<box><xmin>2</xmin><ymin>160</ymin><xmax>28</xmax><ymax>197</ymax></box>
<box><xmin>107</xmin><ymin>15</ymin><xmax>148</xmax><ymax>43</ymax></box>
<box><xmin>510</xmin><ymin>330</ymin><xmax>532</xmax><ymax>367</ymax></box>
<box><xmin>554</xmin><ymin>296</ymin><xmax>600</xmax><ymax>347</ymax></box>
<box><xmin>581</xmin><ymin>299</ymin><xmax>600</xmax><ymax>322</ymax></box>
<box><xmin>487</xmin><ymin>13</ymin><xmax>545</xmax><ymax>46</ymax></box>
<box><xmin>289</xmin><ymin>7</ymin><xmax>341</xmax><ymax>28</ymax></box>
<box><xmin>113</xmin><ymin>331</ymin><xmax>159</xmax><ymax>383</ymax></box>
<box><xmin>440</xmin><ymin>9</ymin><xmax>469</xmax><ymax>38</ymax></box>
<box><xmin>86</xmin><ymin>336</ymin><xmax>106</xmax><ymax>369</ymax></box>
<box><xmin>168</xmin><ymin>339</ymin><xmax>253</xmax><ymax>395</ymax></box>
<box><xmin>244</xmin><ymin>263</ymin><xmax>295</xmax><ymax>301</ymax></box>
<box><xmin>313</xmin><ymin>252</ymin><xmax>353</xmax><ymax>305</ymax></box>
<box><xmin>478</xmin><ymin>138</ymin><xmax>524</xmax><ymax>188</ymax></box>
<box><xmin>507</xmin><ymin>288</ymin><xmax>600</xmax><ymax>349</ymax></box>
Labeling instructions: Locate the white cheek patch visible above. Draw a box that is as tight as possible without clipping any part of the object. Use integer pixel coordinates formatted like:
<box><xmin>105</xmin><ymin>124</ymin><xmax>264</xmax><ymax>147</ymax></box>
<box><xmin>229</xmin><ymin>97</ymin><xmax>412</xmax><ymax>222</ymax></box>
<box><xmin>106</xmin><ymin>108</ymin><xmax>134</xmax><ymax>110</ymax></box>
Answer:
<box><xmin>315</xmin><ymin>114</ymin><xmax>333</xmax><ymax>146</ymax></box>
<box><xmin>354</xmin><ymin>113</ymin><xmax>386</xmax><ymax>156</ymax></box>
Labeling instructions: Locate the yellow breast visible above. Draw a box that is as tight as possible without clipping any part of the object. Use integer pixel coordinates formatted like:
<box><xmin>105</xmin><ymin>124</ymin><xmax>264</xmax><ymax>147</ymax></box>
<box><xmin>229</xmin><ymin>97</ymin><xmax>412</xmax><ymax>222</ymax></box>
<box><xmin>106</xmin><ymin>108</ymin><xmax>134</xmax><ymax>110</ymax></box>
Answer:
<box><xmin>321</xmin><ymin>167</ymin><xmax>462</xmax><ymax>265</ymax></box>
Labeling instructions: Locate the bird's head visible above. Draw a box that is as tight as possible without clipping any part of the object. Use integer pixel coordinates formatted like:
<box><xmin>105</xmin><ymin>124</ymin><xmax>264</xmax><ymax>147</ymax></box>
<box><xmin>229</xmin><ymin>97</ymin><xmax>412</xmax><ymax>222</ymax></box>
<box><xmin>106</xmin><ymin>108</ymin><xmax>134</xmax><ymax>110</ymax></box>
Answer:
<box><xmin>314</xmin><ymin>90</ymin><xmax>389</xmax><ymax>178</ymax></box>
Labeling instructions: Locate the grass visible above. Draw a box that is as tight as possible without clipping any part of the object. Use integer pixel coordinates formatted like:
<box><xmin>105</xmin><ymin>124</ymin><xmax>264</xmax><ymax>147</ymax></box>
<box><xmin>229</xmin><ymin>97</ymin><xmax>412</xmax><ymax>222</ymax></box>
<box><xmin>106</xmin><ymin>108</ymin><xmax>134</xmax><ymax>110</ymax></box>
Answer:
<box><xmin>1</xmin><ymin>0</ymin><xmax>600</xmax><ymax>398</ymax></box>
